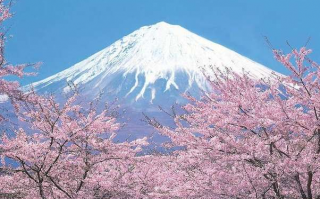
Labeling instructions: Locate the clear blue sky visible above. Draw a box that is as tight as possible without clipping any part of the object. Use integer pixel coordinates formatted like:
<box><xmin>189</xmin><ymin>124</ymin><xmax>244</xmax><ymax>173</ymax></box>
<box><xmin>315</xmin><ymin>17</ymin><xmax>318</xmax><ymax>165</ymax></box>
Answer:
<box><xmin>6</xmin><ymin>0</ymin><xmax>320</xmax><ymax>85</ymax></box>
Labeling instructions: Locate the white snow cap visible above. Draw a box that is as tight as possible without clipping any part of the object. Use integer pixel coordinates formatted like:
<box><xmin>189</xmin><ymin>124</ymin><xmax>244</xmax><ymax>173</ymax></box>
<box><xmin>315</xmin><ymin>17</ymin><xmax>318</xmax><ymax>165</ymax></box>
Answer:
<box><xmin>29</xmin><ymin>22</ymin><xmax>279</xmax><ymax>101</ymax></box>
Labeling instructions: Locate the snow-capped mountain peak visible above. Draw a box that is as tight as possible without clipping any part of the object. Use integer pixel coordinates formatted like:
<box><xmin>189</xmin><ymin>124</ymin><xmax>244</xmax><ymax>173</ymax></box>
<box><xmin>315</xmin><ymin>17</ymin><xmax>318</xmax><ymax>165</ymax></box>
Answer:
<box><xmin>24</xmin><ymin>22</ymin><xmax>282</xmax><ymax>140</ymax></box>
<box><xmin>29</xmin><ymin>21</ymin><xmax>278</xmax><ymax>103</ymax></box>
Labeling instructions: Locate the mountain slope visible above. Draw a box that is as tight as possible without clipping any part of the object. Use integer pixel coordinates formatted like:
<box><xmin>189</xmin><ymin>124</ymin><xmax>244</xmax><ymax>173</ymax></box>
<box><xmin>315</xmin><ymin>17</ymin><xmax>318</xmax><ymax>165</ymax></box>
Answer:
<box><xmin>29</xmin><ymin>22</ymin><xmax>277</xmax><ymax>102</ymax></box>
<box><xmin>26</xmin><ymin>22</ymin><xmax>280</xmax><ymax>140</ymax></box>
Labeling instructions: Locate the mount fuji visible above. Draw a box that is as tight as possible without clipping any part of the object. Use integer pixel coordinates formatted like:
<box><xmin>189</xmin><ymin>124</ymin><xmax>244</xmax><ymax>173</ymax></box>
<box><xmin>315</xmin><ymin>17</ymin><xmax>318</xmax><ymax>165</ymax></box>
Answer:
<box><xmin>26</xmin><ymin>22</ymin><xmax>279</xmax><ymax>140</ymax></box>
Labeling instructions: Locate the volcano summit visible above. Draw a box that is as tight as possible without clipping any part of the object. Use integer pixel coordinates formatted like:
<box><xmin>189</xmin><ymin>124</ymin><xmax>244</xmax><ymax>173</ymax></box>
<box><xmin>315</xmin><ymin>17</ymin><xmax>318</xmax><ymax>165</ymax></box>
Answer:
<box><xmin>27</xmin><ymin>22</ymin><xmax>279</xmax><ymax>139</ymax></box>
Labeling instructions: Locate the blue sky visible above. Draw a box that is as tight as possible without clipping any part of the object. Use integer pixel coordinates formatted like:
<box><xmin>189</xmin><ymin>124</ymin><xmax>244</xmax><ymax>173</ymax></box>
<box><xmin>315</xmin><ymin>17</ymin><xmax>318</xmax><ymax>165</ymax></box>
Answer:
<box><xmin>6</xmin><ymin>0</ymin><xmax>320</xmax><ymax>85</ymax></box>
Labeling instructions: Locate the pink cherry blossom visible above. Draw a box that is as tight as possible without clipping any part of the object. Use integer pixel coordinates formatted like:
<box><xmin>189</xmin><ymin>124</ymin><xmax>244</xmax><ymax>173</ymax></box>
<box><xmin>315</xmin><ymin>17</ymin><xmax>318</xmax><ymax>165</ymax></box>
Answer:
<box><xmin>0</xmin><ymin>91</ymin><xmax>148</xmax><ymax>198</ymax></box>
<box><xmin>144</xmin><ymin>46</ymin><xmax>320</xmax><ymax>198</ymax></box>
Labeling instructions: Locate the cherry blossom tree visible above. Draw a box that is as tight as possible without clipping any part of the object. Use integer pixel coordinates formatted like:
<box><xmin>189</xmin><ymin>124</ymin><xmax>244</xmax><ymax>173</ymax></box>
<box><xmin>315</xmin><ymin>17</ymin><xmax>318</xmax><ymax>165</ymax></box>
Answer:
<box><xmin>145</xmin><ymin>47</ymin><xmax>320</xmax><ymax>198</ymax></box>
<box><xmin>0</xmin><ymin>2</ymin><xmax>149</xmax><ymax>198</ymax></box>
<box><xmin>0</xmin><ymin>91</ymin><xmax>148</xmax><ymax>199</ymax></box>
<box><xmin>0</xmin><ymin>0</ymin><xmax>37</xmax><ymax>124</ymax></box>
